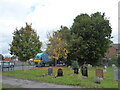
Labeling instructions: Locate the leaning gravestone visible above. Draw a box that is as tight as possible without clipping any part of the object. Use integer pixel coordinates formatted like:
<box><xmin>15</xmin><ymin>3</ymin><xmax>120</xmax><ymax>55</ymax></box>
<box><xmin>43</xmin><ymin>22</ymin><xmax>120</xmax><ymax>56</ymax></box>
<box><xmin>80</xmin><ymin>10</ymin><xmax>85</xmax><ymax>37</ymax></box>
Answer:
<box><xmin>96</xmin><ymin>69</ymin><xmax>104</xmax><ymax>79</ymax></box>
<box><xmin>57</xmin><ymin>68</ymin><xmax>63</xmax><ymax>76</ymax></box>
<box><xmin>48</xmin><ymin>67</ymin><xmax>53</xmax><ymax>75</ymax></box>
<box><xmin>81</xmin><ymin>65</ymin><xmax>88</xmax><ymax>77</ymax></box>
<box><xmin>114</xmin><ymin>70</ymin><xmax>120</xmax><ymax>81</ymax></box>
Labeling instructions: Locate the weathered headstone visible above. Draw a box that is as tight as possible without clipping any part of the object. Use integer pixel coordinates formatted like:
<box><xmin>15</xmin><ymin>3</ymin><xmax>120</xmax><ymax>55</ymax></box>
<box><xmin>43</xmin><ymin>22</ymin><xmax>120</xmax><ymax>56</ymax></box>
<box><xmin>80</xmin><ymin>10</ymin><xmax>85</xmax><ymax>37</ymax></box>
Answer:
<box><xmin>57</xmin><ymin>68</ymin><xmax>63</xmax><ymax>76</ymax></box>
<box><xmin>81</xmin><ymin>66</ymin><xmax>88</xmax><ymax>77</ymax></box>
<box><xmin>114</xmin><ymin>70</ymin><xmax>120</xmax><ymax>81</ymax></box>
<box><xmin>96</xmin><ymin>69</ymin><xmax>104</xmax><ymax>78</ymax></box>
<box><xmin>48</xmin><ymin>67</ymin><xmax>53</xmax><ymax>75</ymax></box>
<box><xmin>74</xmin><ymin>68</ymin><xmax>79</xmax><ymax>74</ymax></box>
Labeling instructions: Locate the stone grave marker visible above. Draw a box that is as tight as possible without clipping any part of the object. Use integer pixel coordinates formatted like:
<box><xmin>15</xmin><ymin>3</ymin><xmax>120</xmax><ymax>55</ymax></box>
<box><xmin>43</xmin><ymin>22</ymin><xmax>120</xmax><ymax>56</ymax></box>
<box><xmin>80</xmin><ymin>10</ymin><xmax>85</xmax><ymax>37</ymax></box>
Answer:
<box><xmin>104</xmin><ymin>66</ymin><xmax>107</xmax><ymax>69</ymax></box>
<box><xmin>57</xmin><ymin>68</ymin><xmax>63</xmax><ymax>76</ymax></box>
<box><xmin>94</xmin><ymin>77</ymin><xmax>101</xmax><ymax>84</ymax></box>
<box><xmin>112</xmin><ymin>64</ymin><xmax>117</xmax><ymax>68</ymax></box>
<box><xmin>114</xmin><ymin>70</ymin><xmax>120</xmax><ymax>81</ymax></box>
<box><xmin>81</xmin><ymin>66</ymin><xmax>88</xmax><ymax>77</ymax></box>
<box><xmin>74</xmin><ymin>68</ymin><xmax>79</xmax><ymax>74</ymax></box>
<box><xmin>68</xmin><ymin>66</ymin><xmax>72</xmax><ymax>71</ymax></box>
<box><xmin>96</xmin><ymin>69</ymin><xmax>104</xmax><ymax>79</ymax></box>
<box><xmin>68</xmin><ymin>66</ymin><xmax>70</xmax><ymax>68</ymax></box>
<box><xmin>48</xmin><ymin>67</ymin><xmax>53</xmax><ymax>75</ymax></box>
<box><xmin>103</xmin><ymin>66</ymin><xmax>107</xmax><ymax>72</ymax></box>
<box><xmin>88</xmin><ymin>64</ymin><xmax>92</xmax><ymax>68</ymax></box>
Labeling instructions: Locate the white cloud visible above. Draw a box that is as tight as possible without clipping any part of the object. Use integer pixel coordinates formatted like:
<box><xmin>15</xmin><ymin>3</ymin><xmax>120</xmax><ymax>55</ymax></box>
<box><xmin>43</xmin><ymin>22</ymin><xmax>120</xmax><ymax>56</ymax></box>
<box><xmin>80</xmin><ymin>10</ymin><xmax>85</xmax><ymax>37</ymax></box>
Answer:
<box><xmin>0</xmin><ymin>0</ymin><xmax>119</xmax><ymax>56</ymax></box>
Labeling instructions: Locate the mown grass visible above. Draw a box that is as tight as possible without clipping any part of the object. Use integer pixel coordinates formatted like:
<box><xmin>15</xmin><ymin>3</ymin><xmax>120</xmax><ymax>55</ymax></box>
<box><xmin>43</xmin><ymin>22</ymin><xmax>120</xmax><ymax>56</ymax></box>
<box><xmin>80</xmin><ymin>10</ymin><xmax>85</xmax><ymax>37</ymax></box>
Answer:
<box><xmin>2</xmin><ymin>66</ymin><xmax>119</xmax><ymax>88</ymax></box>
<box><xmin>0</xmin><ymin>84</ymin><xmax>21</xmax><ymax>90</ymax></box>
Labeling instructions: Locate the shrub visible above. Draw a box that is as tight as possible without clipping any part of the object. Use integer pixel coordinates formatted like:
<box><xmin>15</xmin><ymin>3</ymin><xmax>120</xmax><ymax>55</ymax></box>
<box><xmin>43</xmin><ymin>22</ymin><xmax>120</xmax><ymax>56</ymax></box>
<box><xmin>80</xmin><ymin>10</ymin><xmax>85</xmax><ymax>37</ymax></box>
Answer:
<box><xmin>108</xmin><ymin>55</ymin><xmax>118</xmax><ymax>66</ymax></box>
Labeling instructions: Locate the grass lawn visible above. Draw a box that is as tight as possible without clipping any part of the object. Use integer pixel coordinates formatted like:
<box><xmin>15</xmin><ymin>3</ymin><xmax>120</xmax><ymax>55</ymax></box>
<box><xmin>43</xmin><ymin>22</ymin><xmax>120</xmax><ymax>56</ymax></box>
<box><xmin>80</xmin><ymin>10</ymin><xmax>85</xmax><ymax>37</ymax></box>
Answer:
<box><xmin>0</xmin><ymin>84</ymin><xmax>21</xmax><ymax>90</ymax></box>
<box><xmin>2</xmin><ymin>66</ymin><xmax>119</xmax><ymax>88</ymax></box>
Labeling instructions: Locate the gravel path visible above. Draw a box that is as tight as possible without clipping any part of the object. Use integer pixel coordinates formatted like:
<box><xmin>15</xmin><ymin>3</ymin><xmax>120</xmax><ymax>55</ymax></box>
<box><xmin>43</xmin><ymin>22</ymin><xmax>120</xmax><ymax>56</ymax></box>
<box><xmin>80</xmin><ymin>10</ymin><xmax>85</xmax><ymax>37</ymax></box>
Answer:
<box><xmin>2</xmin><ymin>76</ymin><xmax>81</xmax><ymax>88</ymax></box>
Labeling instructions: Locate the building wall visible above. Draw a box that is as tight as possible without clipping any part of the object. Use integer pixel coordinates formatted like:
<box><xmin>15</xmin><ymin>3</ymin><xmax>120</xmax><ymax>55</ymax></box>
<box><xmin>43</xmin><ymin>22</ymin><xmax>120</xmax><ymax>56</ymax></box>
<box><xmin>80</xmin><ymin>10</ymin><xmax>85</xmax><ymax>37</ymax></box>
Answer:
<box><xmin>105</xmin><ymin>47</ymin><xmax>117</xmax><ymax>58</ymax></box>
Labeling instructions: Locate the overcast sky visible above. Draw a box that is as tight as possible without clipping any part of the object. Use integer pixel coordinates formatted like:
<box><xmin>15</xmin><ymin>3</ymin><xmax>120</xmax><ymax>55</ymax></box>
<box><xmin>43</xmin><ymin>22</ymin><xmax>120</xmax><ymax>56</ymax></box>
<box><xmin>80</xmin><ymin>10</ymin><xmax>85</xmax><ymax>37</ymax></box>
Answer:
<box><xmin>0</xmin><ymin>0</ymin><xmax>119</xmax><ymax>57</ymax></box>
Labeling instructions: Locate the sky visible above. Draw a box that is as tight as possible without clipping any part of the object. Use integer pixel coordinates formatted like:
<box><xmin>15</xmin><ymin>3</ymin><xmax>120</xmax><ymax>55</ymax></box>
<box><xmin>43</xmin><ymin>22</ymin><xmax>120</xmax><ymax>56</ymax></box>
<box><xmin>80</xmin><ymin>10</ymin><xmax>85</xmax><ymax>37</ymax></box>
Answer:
<box><xmin>0</xmin><ymin>0</ymin><xmax>119</xmax><ymax>57</ymax></box>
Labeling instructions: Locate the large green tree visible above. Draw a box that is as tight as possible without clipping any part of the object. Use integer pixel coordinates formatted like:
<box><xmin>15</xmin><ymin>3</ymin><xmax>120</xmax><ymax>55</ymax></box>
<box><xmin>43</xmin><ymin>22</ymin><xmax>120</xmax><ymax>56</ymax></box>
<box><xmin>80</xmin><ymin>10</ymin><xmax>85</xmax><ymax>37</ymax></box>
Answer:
<box><xmin>70</xmin><ymin>12</ymin><xmax>112</xmax><ymax>65</ymax></box>
<box><xmin>9</xmin><ymin>23</ymin><xmax>42</xmax><ymax>62</ymax></box>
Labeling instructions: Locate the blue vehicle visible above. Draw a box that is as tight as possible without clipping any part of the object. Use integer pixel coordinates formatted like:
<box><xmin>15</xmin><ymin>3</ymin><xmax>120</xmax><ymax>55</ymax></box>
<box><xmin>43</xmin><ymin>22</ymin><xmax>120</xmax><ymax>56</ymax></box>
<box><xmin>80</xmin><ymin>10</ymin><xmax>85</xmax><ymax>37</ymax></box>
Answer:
<box><xmin>34</xmin><ymin>53</ymin><xmax>53</xmax><ymax>67</ymax></box>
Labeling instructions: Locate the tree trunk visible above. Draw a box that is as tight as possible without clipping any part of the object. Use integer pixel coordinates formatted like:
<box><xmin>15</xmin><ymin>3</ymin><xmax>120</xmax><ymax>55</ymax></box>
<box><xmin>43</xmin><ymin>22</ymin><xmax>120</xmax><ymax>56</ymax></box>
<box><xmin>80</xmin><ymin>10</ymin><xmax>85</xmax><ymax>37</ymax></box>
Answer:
<box><xmin>22</xmin><ymin>62</ymin><xmax>25</xmax><ymax>70</ymax></box>
<box><xmin>53</xmin><ymin>59</ymin><xmax>57</xmax><ymax>66</ymax></box>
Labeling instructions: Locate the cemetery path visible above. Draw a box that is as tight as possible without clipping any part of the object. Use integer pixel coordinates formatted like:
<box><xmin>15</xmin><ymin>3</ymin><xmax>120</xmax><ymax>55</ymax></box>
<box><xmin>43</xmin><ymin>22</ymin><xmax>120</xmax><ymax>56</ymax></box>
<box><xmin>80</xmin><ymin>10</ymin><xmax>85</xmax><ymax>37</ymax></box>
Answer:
<box><xmin>2</xmin><ymin>76</ymin><xmax>81</xmax><ymax>88</ymax></box>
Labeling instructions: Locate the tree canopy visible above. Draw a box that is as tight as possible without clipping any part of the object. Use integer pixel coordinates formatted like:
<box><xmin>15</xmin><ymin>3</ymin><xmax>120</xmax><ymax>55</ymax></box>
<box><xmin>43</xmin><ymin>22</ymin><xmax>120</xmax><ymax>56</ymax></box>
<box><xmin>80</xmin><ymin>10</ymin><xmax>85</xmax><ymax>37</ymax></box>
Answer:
<box><xmin>9</xmin><ymin>23</ymin><xmax>42</xmax><ymax>62</ymax></box>
<box><xmin>46</xmin><ymin>26</ymin><xmax>70</xmax><ymax>65</ymax></box>
<box><xmin>70</xmin><ymin>12</ymin><xmax>112</xmax><ymax>65</ymax></box>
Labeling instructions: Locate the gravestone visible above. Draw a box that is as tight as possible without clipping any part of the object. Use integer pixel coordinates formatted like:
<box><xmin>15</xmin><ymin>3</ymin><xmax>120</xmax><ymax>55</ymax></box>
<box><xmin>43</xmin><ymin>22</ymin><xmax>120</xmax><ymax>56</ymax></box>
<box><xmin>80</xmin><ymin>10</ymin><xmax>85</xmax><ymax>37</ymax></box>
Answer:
<box><xmin>74</xmin><ymin>68</ymin><xmax>79</xmax><ymax>74</ymax></box>
<box><xmin>81</xmin><ymin>66</ymin><xmax>88</xmax><ymax>77</ymax></box>
<box><xmin>96</xmin><ymin>69</ymin><xmax>104</xmax><ymax>78</ymax></box>
<box><xmin>88</xmin><ymin>64</ymin><xmax>92</xmax><ymax>68</ymax></box>
<box><xmin>114</xmin><ymin>70</ymin><xmax>120</xmax><ymax>81</ymax></box>
<box><xmin>48</xmin><ymin>67</ymin><xmax>53</xmax><ymax>75</ymax></box>
<box><xmin>68</xmin><ymin>66</ymin><xmax>72</xmax><ymax>71</ymax></box>
<box><xmin>68</xmin><ymin>66</ymin><xmax>70</xmax><ymax>68</ymax></box>
<box><xmin>57</xmin><ymin>68</ymin><xmax>63</xmax><ymax>76</ymax></box>
<box><xmin>103</xmin><ymin>69</ymin><xmax>107</xmax><ymax>72</ymax></box>
<box><xmin>112</xmin><ymin>64</ymin><xmax>117</xmax><ymax>68</ymax></box>
<box><xmin>94</xmin><ymin>77</ymin><xmax>101</xmax><ymax>84</ymax></box>
<box><xmin>104</xmin><ymin>66</ymin><xmax>107</xmax><ymax>69</ymax></box>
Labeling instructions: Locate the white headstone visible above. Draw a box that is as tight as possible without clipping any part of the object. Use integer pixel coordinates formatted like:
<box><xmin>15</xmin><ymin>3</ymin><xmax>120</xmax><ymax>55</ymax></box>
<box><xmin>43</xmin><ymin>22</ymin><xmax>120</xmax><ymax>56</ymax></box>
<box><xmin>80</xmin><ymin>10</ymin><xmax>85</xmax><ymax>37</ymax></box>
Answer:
<box><xmin>68</xmin><ymin>66</ymin><xmax>71</xmax><ymax>68</ymax></box>
<box><xmin>88</xmin><ymin>64</ymin><xmax>92</xmax><ymax>68</ymax></box>
<box><xmin>104</xmin><ymin>66</ymin><xmax>107</xmax><ymax>69</ymax></box>
<box><xmin>112</xmin><ymin>64</ymin><xmax>117</xmax><ymax>68</ymax></box>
